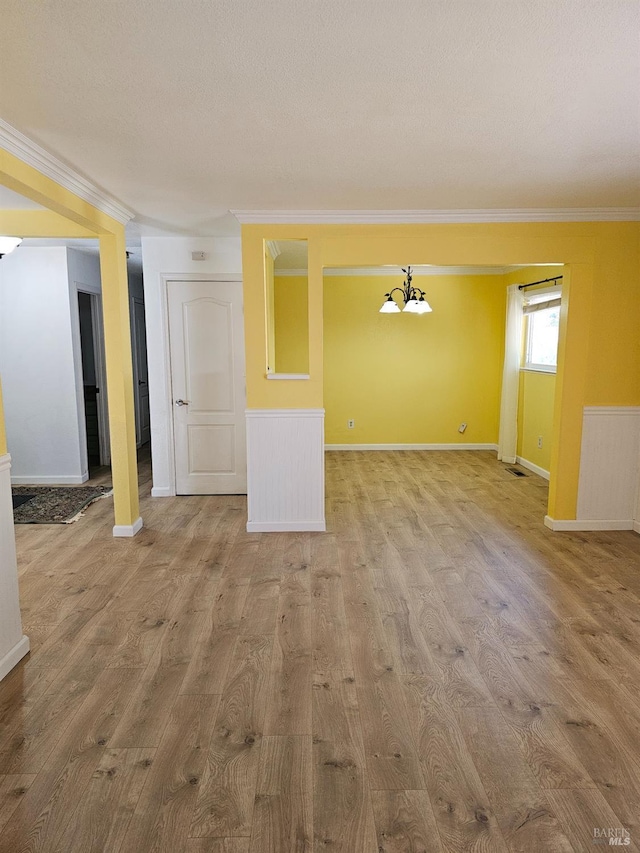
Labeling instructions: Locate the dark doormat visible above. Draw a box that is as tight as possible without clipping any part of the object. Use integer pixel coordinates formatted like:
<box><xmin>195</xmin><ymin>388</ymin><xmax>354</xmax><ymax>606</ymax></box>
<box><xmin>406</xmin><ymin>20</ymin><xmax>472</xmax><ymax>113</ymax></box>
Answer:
<box><xmin>12</xmin><ymin>494</ymin><xmax>35</xmax><ymax>510</ymax></box>
<box><xmin>12</xmin><ymin>485</ymin><xmax>113</xmax><ymax>524</ymax></box>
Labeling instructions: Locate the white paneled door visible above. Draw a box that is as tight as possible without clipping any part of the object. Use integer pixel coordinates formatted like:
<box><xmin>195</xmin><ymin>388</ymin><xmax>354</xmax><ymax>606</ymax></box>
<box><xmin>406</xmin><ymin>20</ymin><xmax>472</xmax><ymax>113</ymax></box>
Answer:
<box><xmin>168</xmin><ymin>280</ymin><xmax>246</xmax><ymax>494</ymax></box>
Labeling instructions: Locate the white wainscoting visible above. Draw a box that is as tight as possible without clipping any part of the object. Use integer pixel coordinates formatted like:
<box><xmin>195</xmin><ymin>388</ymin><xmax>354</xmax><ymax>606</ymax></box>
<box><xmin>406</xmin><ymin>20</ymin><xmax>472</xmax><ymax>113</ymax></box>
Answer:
<box><xmin>573</xmin><ymin>407</ymin><xmax>640</xmax><ymax>530</ymax></box>
<box><xmin>0</xmin><ymin>454</ymin><xmax>30</xmax><ymax>681</ymax></box>
<box><xmin>246</xmin><ymin>409</ymin><xmax>326</xmax><ymax>533</ymax></box>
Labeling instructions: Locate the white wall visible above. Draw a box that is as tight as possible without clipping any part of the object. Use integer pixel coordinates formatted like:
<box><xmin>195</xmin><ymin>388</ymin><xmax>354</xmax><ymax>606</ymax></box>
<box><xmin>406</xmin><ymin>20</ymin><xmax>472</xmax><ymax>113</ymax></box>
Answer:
<box><xmin>140</xmin><ymin>237</ymin><xmax>242</xmax><ymax>496</ymax></box>
<box><xmin>0</xmin><ymin>247</ymin><xmax>89</xmax><ymax>484</ymax></box>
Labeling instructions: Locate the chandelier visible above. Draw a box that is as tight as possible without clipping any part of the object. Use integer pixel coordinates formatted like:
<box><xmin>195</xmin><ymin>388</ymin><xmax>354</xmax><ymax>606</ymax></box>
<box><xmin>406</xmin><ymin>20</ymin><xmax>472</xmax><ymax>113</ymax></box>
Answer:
<box><xmin>379</xmin><ymin>266</ymin><xmax>432</xmax><ymax>314</ymax></box>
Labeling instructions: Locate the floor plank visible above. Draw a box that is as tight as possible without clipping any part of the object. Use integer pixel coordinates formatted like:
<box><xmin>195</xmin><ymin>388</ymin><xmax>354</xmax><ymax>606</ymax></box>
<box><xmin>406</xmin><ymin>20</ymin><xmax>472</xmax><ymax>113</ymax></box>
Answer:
<box><xmin>249</xmin><ymin>736</ymin><xmax>312</xmax><ymax>853</ymax></box>
<box><xmin>370</xmin><ymin>789</ymin><xmax>442</xmax><ymax>853</ymax></box>
<box><xmin>191</xmin><ymin>635</ymin><xmax>273</xmax><ymax>838</ymax></box>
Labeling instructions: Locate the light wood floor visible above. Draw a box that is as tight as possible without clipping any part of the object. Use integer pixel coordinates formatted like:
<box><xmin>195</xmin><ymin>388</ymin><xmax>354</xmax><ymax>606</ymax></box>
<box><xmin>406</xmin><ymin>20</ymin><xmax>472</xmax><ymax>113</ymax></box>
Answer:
<box><xmin>2</xmin><ymin>451</ymin><xmax>640</xmax><ymax>852</ymax></box>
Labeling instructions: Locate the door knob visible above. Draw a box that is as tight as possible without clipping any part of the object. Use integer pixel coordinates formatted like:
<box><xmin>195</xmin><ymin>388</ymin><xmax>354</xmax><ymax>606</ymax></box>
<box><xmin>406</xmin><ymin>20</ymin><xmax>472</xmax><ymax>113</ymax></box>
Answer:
<box><xmin>175</xmin><ymin>399</ymin><xmax>190</xmax><ymax>406</ymax></box>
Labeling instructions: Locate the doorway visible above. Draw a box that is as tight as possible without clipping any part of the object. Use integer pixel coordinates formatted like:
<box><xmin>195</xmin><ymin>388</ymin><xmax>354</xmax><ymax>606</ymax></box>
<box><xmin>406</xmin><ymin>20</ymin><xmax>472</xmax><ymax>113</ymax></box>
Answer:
<box><xmin>131</xmin><ymin>296</ymin><xmax>151</xmax><ymax>447</ymax></box>
<box><xmin>77</xmin><ymin>290</ymin><xmax>109</xmax><ymax>471</ymax></box>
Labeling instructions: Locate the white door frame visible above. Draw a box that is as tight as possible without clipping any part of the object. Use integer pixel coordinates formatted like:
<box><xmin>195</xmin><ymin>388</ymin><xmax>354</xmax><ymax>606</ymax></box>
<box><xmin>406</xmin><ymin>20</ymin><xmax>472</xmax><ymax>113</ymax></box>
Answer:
<box><xmin>157</xmin><ymin>274</ymin><xmax>244</xmax><ymax>497</ymax></box>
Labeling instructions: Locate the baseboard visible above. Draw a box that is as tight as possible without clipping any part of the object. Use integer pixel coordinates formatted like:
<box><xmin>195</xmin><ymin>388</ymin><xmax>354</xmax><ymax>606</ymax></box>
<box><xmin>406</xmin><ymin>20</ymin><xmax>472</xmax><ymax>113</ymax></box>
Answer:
<box><xmin>516</xmin><ymin>456</ymin><xmax>550</xmax><ymax>480</ymax></box>
<box><xmin>634</xmin><ymin>520</ymin><xmax>640</xmax><ymax>534</ymax></box>
<box><xmin>325</xmin><ymin>443</ymin><xmax>498</xmax><ymax>451</ymax></box>
<box><xmin>544</xmin><ymin>515</ymin><xmax>635</xmax><ymax>532</ymax></box>
<box><xmin>113</xmin><ymin>516</ymin><xmax>144</xmax><ymax>537</ymax></box>
<box><xmin>151</xmin><ymin>486</ymin><xmax>173</xmax><ymax>498</ymax></box>
<box><xmin>246</xmin><ymin>520</ymin><xmax>326</xmax><ymax>533</ymax></box>
<box><xmin>10</xmin><ymin>473</ymin><xmax>89</xmax><ymax>485</ymax></box>
<box><xmin>0</xmin><ymin>635</ymin><xmax>30</xmax><ymax>682</ymax></box>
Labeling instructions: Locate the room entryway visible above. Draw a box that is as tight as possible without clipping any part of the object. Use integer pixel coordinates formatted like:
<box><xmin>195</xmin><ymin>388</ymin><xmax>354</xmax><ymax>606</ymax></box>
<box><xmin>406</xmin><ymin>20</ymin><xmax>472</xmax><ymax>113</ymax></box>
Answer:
<box><xmin>77</xmin><ymin>290</ymin><xmax>109</xmax><ymax>471</ymax></box>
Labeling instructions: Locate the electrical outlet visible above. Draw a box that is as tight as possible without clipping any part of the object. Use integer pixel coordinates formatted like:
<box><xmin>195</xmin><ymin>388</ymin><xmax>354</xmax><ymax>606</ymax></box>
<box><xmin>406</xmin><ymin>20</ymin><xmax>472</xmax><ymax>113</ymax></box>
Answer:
<box><xmin>537</xmin><ymin>435</ymin><xmax>543</xmax><ymax>449</ymax></box>
<box><xmin>458</xmin><ymin>423</ymin><xmax>467</xmax><ymax>433</ymax></box>
<box><xmin>348</xmin><ymin>419</ymin><xmax>355</xmax><ymax>429</ymax></box>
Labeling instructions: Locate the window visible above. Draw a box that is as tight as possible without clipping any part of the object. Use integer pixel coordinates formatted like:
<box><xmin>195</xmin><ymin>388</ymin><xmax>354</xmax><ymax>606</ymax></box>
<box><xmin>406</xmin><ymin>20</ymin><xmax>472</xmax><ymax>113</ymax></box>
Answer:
<box><xmin>523</xmin><ymin>289</ymin><xmax>561</xmax><ymax>372</ymax></box>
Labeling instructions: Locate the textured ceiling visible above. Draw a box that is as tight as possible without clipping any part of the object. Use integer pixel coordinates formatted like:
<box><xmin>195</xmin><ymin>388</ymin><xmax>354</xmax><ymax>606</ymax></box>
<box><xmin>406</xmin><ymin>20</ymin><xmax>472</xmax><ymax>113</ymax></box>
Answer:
<box><xmin>1</xmin><ymin>1</ymin><xmax>639</xmax><ymax>234</ymax></box>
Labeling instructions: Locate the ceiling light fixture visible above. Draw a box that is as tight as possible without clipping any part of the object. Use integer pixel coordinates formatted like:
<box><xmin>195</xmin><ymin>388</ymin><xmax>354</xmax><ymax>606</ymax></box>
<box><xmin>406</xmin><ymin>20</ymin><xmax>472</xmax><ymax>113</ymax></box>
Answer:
<box><xmin>379</xmin><ymin>266</ymin><xmax>432</xmax><ymax>314</ymax></box>
<box><xmin>0</xmin><ymin>236</ymin><xmax>22</xmax><ymax>259</ymax></box>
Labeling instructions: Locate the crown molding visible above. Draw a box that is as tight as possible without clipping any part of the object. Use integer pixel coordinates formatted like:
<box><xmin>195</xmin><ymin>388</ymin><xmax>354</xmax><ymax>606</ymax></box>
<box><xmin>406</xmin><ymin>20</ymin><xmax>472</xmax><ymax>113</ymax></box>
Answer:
<box><xmin>0</xmin><ymin>118</ymin><xmax>134</xmax><ymax>224</ymax></box>
<box><xmin>323</xmin><ymin>265</ymin><xmax>523</xmax><ymax>276</ymax></box>
<box><xmin>265</xmin><ymin>239</ymin><xmax>281</xmax><ymax>260</ymax></box>
<box><xmin>274</xmin><ymin>267</ymin><xmax>308</xmax><ymax>276</ymax></box>
<box><xmin>274</xmin><ymin>265</ymin><xmax>524</xmax><ymax>276</ymax></box>
<box><xmin>232</xmin><ymin>208</ymin><xmax>640</xmax><ymax>225</ymax></box>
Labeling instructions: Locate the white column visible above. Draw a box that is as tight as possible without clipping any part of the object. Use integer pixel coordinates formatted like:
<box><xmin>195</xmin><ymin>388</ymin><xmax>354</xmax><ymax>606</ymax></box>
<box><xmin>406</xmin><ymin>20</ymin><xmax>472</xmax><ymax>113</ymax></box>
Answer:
<box><xmin>0</xmin><ymin>453</ymin><xmax>29</xmax><ymax>680</ymax></box>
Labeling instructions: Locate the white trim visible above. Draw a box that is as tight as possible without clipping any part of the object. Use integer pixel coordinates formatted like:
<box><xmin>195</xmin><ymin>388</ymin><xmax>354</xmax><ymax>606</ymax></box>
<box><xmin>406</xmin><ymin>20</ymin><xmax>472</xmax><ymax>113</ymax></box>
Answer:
<box><xmin>247</xmin><ymin>521</ymin><xmax>326</xmax><ymax>533</ymax></box>
<box><xmin>322</xmin><ymin>265</ymin><xmax>525</xmax><ymax>277</ymax></box>
<box><xmin>325</xmin><ymin>443</ymin><xmax>498</xmax><ymax>451</ymax></box>
<box><xmin>515</xmin><ymin>456</ymin><xmax>550</xmax><ymax>480</ymax></box>
<box><xmin>0</xmin><ymin>453</ymin><xmax>11</xmax><ymax>474</ymax></box>
<box><xmin>232</xmin><ymin>208</ymin><xmax>640</xmax><ymax>225</ymax></box>
<box><xmin>113</xmin><ymin>516</ymin><xmax>144</xmax><ymax>538</ymax></box>
<box><xmin>0</xmin><ymin>636</ymin><xmax>30</xmax><ymax>683</ymax></box>
<box><xmin>544</xmin><ymin>516</ymin><xmax>635</xmax><ymax>532</ymax></box>
<box><xmin>633</xmin><ymin>521</ymin><xmax>640</xmax><ymax>534</ymax></box>
<box><xmin>582</xmin><ymin>406</ymin><xmax>640</xmax><ymax>417</ymax></box>
<box><xmin>275</xmin><ymin>267</ymin><xmax>524</xmax><ymax>277</ymax></box>
<box><xmin>266</xmin><ymin>373</ymin><xmax>310</xmax><ymax>380</ymax></box>
<box><xmin>0</xmin><ymin>118</ymin><xmax>134</xmax><ymax>224</ymax></box>
<box><xmin>246</xmin><ymin>408</ymin><xmax>325</xmax><ymax>418</ymax></box>
<box><xmin>265</xmin><ymin>240</ymin><xmax>281</xmax><ymax>260</ymax></box>
<box><xmin>151</xmin><ymin>486</ymin><xmax>173</xmax><ymax>498</ymax></box>
<box><xmin>10</xmin><ymin>473</ymin><xmax>89</xmax><ymax>485</ymax></box>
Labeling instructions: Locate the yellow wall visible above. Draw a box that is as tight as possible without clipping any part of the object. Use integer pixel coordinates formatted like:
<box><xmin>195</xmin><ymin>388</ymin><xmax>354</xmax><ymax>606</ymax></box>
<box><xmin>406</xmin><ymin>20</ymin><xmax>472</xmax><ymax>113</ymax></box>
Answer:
<box><xmin>1</xmin><ymin>148</ymin><xmax>140</xmax><ymax>529</ymax></box>
<box><xmin>517</xmin><ymin>371</ymin><xmax>556</xmax><ymax>472</ymax></box>
<box><xmin>323</xmin><ymin>273</ymin><xmax>504</xmax><ymax>444</ymax></box>
<box><xmin>242</xmin><ymin>221</ymin><xmax>640</xmax><ymax>520</ymax></box>
<box><xmin>274</xmin><ymin>276</ymin><xmax>309</xmax><ymax>373</ymax></box>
